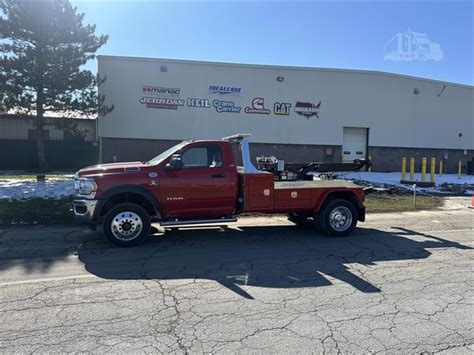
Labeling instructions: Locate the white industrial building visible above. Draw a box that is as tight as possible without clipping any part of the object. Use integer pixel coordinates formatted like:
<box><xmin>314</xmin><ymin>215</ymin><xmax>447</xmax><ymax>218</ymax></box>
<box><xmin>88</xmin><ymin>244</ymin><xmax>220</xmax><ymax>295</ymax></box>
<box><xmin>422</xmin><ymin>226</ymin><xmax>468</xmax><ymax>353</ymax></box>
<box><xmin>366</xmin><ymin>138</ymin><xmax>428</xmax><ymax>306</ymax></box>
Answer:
<box><xmin>97</xmin><ymin>55</ymin><xmax>473</xmax><ymax>172</ymax></box>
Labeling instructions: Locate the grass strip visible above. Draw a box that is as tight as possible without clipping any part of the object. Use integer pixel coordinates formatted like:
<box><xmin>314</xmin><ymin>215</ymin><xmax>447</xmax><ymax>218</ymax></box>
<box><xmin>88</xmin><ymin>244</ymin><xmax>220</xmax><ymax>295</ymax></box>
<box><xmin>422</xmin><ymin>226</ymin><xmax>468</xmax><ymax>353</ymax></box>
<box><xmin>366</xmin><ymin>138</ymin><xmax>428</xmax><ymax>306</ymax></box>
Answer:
<box><xmin>0</xmin><ymin>197</ymin><xmax>75</xmax><ymax>225</ymax></box>
<box><xmin>364</xmin><ymin>194</ymin><xmax>441</xmax><ymax>213</ymax></box>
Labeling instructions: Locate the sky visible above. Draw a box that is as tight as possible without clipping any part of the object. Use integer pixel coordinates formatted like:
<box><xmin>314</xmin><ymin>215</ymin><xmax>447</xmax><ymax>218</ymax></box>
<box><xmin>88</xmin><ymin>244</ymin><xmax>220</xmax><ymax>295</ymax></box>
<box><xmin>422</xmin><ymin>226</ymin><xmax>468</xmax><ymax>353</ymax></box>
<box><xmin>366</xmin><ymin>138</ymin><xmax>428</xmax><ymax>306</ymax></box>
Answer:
<box><xmin>72</xmin><ymin>0</ymin><xmax>473</xmax><ymax>85</ymax></box>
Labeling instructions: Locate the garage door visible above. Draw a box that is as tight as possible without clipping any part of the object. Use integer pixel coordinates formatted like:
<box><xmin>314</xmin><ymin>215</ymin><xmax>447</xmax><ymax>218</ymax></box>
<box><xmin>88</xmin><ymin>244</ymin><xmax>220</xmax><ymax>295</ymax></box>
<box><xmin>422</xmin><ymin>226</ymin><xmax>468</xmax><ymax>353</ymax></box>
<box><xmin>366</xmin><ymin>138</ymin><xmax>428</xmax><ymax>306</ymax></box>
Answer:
<box><xmin>342</xmin><ymin>127</ymin><xmax>368</xmax><ymax>162</ymax></box>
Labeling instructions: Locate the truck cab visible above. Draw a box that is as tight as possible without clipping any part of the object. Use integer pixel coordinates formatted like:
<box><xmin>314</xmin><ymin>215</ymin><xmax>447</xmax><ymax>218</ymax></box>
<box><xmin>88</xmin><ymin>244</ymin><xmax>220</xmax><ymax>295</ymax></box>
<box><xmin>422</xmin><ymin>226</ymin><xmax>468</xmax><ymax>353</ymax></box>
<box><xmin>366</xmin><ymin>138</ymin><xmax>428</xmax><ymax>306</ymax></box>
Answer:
<box><xmin>73</xmin><ymin>134</ymin><xmax>366</xmax><ymax>246</ymax></box>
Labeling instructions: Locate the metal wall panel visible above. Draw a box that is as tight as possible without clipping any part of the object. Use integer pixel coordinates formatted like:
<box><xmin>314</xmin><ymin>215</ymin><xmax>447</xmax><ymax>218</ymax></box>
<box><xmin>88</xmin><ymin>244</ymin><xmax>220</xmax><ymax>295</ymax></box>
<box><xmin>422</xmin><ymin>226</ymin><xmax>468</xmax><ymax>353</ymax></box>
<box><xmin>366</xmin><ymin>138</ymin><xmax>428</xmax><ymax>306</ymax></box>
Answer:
<box><xmin>98</xmin><ymin>56</ymin><xmax>473</xmax><ymax>150</ymax></box>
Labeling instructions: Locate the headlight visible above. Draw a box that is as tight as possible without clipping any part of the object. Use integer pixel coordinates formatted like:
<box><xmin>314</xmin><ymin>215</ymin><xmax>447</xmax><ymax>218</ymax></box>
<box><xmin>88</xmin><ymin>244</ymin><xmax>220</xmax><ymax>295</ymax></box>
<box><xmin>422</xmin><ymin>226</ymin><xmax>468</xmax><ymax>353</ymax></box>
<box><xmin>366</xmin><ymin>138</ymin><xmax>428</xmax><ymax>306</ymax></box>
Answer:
<box><xmin>75</xmin><ymin>177</ymin><xmax>98</xmax><ymax>197</ymax></box>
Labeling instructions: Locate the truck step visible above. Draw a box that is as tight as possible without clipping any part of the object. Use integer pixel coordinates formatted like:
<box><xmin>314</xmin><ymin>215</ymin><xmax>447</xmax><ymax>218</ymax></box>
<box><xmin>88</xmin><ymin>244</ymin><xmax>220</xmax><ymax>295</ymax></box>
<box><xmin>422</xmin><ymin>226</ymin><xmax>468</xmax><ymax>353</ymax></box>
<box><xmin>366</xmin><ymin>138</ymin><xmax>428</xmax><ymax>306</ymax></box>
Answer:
<box><xmin>159</xmin><ymin>217</ymin><xmax>237</xmax><ymax>227</ymax></box>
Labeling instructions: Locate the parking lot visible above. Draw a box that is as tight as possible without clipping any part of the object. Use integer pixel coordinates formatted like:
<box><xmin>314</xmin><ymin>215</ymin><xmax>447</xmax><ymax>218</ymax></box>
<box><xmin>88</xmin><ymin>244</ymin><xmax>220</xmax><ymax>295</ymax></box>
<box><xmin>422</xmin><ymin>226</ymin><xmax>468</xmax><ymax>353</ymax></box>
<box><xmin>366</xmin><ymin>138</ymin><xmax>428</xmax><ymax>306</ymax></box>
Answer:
<box><xmin>0</xmin><ymin>200</ymin><xmax>473</xmax><ymax>353</ymax></box>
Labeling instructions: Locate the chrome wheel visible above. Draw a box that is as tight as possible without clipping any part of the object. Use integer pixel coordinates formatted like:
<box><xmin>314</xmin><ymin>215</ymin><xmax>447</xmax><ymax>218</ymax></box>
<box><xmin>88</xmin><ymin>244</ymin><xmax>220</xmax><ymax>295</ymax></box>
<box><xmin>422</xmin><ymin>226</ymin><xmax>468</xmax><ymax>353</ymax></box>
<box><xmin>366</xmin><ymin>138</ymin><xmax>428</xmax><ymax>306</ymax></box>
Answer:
<box><xmin>328</xmin><ymin>206</ymin><xmax>353</xmax><ymax>232</ymax></box>
<box><xmin>111</xmin><ymin>211</ymin><xmax>143</xmax><ymax>241</ymax></box>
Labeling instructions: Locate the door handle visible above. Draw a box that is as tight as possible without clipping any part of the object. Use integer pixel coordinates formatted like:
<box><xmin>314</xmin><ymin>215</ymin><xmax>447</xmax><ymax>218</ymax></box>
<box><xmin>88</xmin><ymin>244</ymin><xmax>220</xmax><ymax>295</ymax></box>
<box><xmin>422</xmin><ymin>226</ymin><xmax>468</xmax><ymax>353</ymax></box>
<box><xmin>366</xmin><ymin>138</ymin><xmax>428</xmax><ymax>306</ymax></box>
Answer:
<box><xmin>211</xmin><ymin>174</ymin><xmax>225</xmax><ymax>178</ymax></box>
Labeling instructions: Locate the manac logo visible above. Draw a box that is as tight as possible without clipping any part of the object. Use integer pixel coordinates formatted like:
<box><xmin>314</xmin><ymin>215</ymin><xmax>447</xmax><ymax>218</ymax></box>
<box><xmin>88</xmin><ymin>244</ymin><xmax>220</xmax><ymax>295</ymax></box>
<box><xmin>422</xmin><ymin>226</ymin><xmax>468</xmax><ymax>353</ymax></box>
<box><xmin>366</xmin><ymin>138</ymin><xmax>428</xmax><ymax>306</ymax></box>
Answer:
<box><xmin>142</xmin><ymin>86</ymin><xmax>180</xmax><ymax>95</ymax></box>
<box><xmin>294</xmin><ymin>101</ymin><xmax>321</xmax><ymax>119</ymax></box>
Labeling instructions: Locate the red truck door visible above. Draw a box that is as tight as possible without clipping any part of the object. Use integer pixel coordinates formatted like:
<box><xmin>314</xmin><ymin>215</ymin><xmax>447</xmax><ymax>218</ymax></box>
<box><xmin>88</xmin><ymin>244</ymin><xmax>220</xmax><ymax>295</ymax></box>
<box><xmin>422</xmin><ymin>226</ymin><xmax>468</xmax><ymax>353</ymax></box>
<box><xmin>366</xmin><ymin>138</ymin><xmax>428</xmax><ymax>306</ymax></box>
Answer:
<box><xmin>157</xmin><ymin>143</ymin><xmax>238</xmax><ymax>219</ymax></box>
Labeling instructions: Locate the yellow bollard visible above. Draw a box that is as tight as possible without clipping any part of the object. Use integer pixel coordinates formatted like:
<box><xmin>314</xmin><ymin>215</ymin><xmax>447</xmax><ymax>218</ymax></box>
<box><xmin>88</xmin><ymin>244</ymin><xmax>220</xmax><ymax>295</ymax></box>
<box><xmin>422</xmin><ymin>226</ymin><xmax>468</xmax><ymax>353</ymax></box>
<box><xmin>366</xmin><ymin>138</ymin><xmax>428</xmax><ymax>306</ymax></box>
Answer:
<box><xmin>439</xmin><ymin>160</ymin><xmax>443</xmax><ymax>176</ymax></box>
<box><xmin>458</xmin><ymin>160</ymin><xmax>462</xmax><ymax>179</ymax></box>
<box><xmin>430</xmin><ymin>157</ymin><xmax>436</xmax><ymax>183</ymax></box>
<box><xmin>401</xmin><ymin>157</ymin><xmax>406</xmax><ymax>181</ymax></box>
<box><xmin>421</xmin><ymin>157</ymin><xmax>427</xmax><ymax>183</ymax></box>
<box><xmin>368</xmin><ymin>155</ymin><xmax>372</xmax><ymax>172</ymax></box>
<box><xmin>409</xmin><ymin>157</ymin><xmax>415</xmax><ymax>181</ymax></box>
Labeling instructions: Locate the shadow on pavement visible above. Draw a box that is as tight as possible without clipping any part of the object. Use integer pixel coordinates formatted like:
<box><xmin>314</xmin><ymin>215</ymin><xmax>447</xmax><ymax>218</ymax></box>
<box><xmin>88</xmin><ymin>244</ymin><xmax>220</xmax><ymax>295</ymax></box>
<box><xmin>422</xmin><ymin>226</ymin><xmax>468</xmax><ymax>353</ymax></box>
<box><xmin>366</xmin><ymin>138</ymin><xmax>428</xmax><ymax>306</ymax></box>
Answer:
<box><xmin>0</xmin><ymin>224</ymin><xmax>470</xmax><ymax>299</ymax></box>
<box><xmin>76</xmin><ymin>225</ymin><xmax>470</xmax><ymax>299</ymax></box>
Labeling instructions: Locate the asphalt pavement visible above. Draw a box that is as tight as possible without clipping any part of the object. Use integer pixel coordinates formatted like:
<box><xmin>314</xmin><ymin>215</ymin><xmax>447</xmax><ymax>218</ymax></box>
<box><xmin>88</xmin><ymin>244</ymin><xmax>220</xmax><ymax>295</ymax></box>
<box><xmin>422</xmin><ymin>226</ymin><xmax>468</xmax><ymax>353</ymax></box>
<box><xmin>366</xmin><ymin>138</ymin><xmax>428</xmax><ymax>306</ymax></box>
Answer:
<box><xmin>0</xmin><ymin>198</ymin><xmax>473</xmax><ymax>353</ymax></box>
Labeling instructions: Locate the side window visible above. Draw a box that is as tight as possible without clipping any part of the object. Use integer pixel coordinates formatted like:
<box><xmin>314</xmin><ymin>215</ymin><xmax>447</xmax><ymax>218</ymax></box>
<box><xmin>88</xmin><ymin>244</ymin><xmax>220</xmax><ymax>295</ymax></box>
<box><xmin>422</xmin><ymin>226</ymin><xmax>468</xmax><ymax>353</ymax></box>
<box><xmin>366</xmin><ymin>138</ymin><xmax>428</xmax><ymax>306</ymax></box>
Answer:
<box><xmin>182</xmin><ymin>145</ymin><xmax>223</xmax><ymax>168</ymax></box>
<box><xmin>182</xmin><ymin>147</ymin><xmax>208</xmax><ymax>167</ymax></box>
<box><xmin>208</xmin><ymin>146</ymin><xmax>223</xmax><ymax>168</ymax></box>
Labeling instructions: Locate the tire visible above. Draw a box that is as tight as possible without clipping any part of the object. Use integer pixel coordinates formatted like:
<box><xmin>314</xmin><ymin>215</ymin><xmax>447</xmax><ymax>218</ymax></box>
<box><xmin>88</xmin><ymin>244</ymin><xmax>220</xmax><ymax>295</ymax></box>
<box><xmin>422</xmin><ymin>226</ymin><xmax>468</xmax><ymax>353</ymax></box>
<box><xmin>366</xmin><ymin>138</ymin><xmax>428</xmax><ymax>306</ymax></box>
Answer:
<box><xmin>319</xmin><ymin>199</ymin><xmax>358</xmax><ymax>237</ymax></box>
<box><xmin>103</xmin><ymin>203</ymin><xmax>151</xmax><ymax>247</ymax></box>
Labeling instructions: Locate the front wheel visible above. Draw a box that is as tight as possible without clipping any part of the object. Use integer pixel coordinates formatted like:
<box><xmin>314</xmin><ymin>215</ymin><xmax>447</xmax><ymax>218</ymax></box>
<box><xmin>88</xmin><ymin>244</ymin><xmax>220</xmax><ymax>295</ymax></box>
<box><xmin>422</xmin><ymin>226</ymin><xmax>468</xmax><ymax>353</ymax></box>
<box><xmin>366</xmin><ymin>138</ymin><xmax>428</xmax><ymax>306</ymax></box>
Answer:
<box><xmin>103</xmin><ymin>203</ymin><xmax>151</xmax><ymax>247</ymax></box>
<box><xmin>319</xmin><ymin>199</ymin><xmax>357</xmax><ymax>237</ymax></box>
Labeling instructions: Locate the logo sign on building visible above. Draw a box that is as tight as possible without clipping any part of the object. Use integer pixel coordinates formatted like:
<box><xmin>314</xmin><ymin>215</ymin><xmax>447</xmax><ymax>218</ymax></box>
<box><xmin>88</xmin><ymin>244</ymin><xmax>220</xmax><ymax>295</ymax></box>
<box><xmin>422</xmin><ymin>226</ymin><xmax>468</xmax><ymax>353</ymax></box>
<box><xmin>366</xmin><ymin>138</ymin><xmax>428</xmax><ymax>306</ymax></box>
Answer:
<box><xmin>244</xmin><ymin>97</ymin><xmax>271</xmax><ymax>114</ymax></box>
<box><xmin>140</xmin><ymin>97</ymin><xmax>185</xmax><ymax>110</ymax></box>
<box><xmin>274</xmin><ymin>102</ymin><xmax>292</xmax><ymax>116</ymax></box>
<box><xmin>212</xmin><ymin>99</ymin><xmax>241</xmax><ymax>113</ymax></box>
<box><xmin>209</xmin><ymin>85</ymin><xmax>242</xmax><ymax>95</ymax></box>
<box><xmin>142</xmin><ymin>86</ymin><xmax>180</xmax><ymax>96</ymax></box>
<box><xmin>187</xmin><ymin>98</ymin><xmax>210</xmax><ymax>108</ymax></box>
<box><xmin>294</xmin><ymin>101</ymin><xmax>321</xmax><ymax>119</ymax></box>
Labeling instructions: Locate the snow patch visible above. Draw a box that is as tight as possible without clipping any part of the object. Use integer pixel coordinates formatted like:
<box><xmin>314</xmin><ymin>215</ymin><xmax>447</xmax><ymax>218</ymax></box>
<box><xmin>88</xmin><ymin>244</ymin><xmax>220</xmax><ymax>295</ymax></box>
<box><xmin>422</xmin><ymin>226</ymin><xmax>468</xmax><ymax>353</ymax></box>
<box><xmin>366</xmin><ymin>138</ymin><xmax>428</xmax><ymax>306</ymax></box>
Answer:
<box><xmin>337</xmin><ymin>172</ymin><xmax>474</xmax><ymax>194</ymax></box>
<box><xmin>0</xmin><ymin>178</ymin><xmax>74</xmax><ymax>200</ymax></box>
<box><xmin>1</xmin><ymin>172</ymin><xmax>472</xmax><ymax>201</ymax></box>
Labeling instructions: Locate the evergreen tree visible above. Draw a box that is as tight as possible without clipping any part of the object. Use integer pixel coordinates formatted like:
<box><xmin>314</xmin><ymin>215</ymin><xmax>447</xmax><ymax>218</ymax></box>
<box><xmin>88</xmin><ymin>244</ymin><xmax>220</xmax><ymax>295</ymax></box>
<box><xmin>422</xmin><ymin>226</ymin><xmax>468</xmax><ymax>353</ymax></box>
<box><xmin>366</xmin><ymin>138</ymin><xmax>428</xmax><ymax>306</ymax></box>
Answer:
<box><xmin>0</xmin><ymin>0</ymin><xmax>112</xmax><ymax>171</ymax></box>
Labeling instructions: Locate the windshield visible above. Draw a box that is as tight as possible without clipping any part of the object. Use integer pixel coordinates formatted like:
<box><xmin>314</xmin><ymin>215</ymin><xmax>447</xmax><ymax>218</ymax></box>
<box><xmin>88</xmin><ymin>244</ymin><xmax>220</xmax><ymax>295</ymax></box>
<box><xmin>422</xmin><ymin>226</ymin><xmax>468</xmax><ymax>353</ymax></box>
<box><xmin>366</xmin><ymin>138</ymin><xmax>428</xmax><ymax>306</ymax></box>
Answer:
<box><xmin>146</xmin><ymin>142</ymin><xmax>187</xmax><ymax>165</ymax></box>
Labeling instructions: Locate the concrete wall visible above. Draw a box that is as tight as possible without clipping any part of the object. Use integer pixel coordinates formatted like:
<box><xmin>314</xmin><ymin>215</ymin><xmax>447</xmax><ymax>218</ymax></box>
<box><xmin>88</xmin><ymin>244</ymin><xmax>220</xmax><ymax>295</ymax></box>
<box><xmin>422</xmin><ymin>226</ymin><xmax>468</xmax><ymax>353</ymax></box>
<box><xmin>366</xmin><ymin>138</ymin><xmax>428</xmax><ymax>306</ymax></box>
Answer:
<box><xmin>98</xmin><ymin>55</ymin><xmax>473</xmax><ymax>151</ymax></box>
<box><xmin>0</xmin><ymin>115</ymin><xmax>97</xmax><ymax>142</ymax></box>
<box><xmin>101</xmin><ymin>137</ymin><xmax>340</xmax><ymax>166</ymax></box>
<box><xmin>0</xmin><ymin>139</ymin><xmax>98</xmax><ymax>170</ymax></box>
<box><xmin>369</xmin><ymin>146</ymin><xmax>473</xmax><ymax>173</ymax></box>
<box><xmin>100</xmin><ymin>137</ymin><xmax>472</xmax><ymax>173</ymax></box>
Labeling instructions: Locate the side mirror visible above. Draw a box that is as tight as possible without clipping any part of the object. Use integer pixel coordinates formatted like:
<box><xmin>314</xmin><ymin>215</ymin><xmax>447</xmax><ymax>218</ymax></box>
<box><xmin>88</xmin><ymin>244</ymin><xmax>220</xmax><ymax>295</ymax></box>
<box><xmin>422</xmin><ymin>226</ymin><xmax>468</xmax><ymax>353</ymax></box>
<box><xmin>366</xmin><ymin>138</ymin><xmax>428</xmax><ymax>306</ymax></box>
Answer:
<box><xmin>165</xmin><ymin>154</ymin><xmax>184</xmax><ymax>171</ymax></box>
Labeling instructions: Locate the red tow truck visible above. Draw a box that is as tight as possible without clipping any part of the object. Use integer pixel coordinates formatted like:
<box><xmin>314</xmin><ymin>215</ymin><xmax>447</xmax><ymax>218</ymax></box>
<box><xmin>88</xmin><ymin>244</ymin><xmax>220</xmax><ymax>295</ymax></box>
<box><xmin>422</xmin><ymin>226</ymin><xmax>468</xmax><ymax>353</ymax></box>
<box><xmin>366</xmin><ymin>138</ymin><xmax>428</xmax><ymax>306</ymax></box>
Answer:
<box><xmin>73</xmin><ymin>134</ymin><xmax>367</xmax><ymax>246</ymax></box>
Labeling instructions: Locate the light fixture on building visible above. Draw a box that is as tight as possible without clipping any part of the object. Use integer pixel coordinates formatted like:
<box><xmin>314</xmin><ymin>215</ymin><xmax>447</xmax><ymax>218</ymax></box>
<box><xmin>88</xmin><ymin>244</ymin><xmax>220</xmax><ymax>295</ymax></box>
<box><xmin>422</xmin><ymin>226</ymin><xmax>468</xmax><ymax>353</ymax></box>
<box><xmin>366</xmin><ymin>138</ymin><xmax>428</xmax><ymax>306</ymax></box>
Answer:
<box><xmin>413</xmin><ymin>88</ymin><xmax>420</xmax><ymax>95</ymax></box>
<box><xmin>160</xmin><ymin>65</ymin><xmax>168</xmax><ymax>72</ymax></box>
<box><xmin>277</xmin><ymin>76</ymin><xmax>284</xmax><ymax>82</ymax></box>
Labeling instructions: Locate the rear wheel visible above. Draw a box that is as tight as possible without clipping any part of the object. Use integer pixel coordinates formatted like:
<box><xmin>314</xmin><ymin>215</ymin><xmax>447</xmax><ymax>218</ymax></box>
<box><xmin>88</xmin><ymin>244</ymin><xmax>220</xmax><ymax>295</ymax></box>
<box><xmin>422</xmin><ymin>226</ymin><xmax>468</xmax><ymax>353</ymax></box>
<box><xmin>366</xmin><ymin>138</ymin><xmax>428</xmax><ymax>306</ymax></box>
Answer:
<box><xmin>103</xmin><ymin>203</ymin><xmax>151</xmax><ymax>247</ymax></box>
<box><xmin>319</xmin><ymin>199</ymin><xmax>357</xmax><ymax>237</ymax></box>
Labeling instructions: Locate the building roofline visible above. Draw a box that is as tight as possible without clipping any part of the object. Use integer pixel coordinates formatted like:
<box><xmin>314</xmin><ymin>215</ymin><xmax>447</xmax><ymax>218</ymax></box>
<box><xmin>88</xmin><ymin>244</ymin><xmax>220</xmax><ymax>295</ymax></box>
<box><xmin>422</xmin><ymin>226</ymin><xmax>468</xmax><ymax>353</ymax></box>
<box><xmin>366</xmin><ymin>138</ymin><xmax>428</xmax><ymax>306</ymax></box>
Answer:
<box><xmin>97</xmin><ymin>54</ymin><xmax>473</xmax><ymax>89</ymax></box>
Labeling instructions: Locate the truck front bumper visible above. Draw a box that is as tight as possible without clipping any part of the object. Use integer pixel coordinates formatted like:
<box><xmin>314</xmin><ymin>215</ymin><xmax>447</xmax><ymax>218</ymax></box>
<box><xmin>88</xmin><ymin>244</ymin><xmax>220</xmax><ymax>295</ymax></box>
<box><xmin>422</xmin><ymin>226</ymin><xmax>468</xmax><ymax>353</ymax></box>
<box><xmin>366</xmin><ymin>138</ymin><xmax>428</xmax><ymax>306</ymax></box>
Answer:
<box><xmin>73</xmin><ymin>199</ymin><xmax>99</xmax><ymax>224</ymax></box>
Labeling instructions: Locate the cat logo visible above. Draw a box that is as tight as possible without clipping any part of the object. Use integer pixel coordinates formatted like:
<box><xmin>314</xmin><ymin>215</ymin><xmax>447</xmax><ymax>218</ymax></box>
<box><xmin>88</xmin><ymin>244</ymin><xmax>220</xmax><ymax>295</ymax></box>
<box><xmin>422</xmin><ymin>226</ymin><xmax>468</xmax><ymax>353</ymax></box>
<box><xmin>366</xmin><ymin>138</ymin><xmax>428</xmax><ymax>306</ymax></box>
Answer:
<box><xmin>274</xmin><ymin>102</ymin><xmax>291</xmax><ymax>116</ymax></box>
